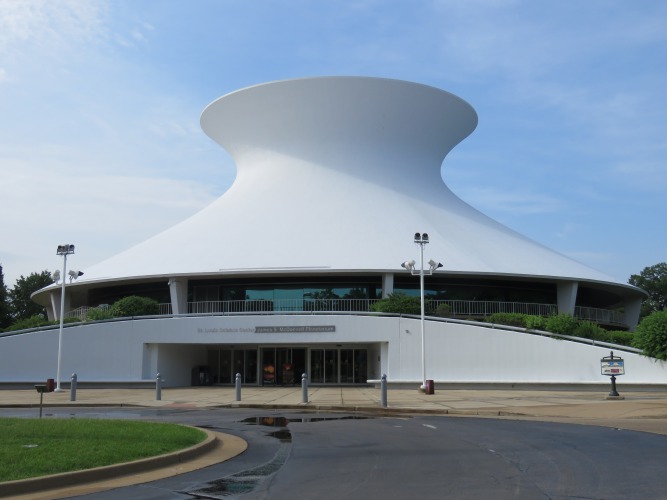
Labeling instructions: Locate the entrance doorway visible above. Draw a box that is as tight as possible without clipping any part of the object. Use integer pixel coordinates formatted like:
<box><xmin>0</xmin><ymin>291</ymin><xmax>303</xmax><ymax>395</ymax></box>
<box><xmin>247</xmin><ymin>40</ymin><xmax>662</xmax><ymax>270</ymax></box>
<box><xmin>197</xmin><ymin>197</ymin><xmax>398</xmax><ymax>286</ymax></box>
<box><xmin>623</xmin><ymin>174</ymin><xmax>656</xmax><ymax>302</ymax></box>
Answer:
<box><xmin>261</xmin><ymin>347</ymin><xmax>306</xmax><ymax>385</ymax></box>
<box><xmin>207</xmin><ymin>346</ymin><xmax>369</xmax><ymax>385</ymax></box>
<box><xmin>311</xmin><ymin>348</ymin><xmax>367</xmax><ymax>384</ymax></box>
<box><xmin>208</xmin><ymin>348</ymin><xmax>258</xmax><ymax>384</ymax></box>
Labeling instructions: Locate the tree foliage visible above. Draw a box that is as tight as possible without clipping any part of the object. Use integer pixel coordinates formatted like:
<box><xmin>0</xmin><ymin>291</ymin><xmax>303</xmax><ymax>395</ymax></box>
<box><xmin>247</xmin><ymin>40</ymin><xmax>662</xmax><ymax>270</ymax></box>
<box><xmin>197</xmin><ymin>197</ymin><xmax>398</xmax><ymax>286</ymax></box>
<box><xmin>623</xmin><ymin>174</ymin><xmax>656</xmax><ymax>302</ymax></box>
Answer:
<box><xmin>629</xmin><ymin>262</ymin><xmax>667</xmax><ymax>318</ymax></box>
<box><xmin>633</xmin><ymin>310</ymin><xmax>667</xmax><ymax>360</ymax></box>
<box><xmin>0</xmin><ymin>265</ymin><xmax>11</xmax><ymax>329</ymax></box>
<box><xmin>8</xmin><ymin>270</ymin><xmax>53</xmax><ymax>321</ymax></box>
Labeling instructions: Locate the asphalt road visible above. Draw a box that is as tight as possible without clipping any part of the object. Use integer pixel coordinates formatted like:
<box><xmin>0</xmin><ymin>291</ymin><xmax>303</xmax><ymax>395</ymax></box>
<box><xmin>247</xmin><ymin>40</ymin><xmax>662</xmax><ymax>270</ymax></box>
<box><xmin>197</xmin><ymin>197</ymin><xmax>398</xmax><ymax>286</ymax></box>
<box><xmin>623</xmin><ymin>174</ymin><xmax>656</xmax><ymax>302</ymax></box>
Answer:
<box><xmin>3</xmin><ymin>407</ymin><xmax>667</xmax><ymax>499</ymax></box>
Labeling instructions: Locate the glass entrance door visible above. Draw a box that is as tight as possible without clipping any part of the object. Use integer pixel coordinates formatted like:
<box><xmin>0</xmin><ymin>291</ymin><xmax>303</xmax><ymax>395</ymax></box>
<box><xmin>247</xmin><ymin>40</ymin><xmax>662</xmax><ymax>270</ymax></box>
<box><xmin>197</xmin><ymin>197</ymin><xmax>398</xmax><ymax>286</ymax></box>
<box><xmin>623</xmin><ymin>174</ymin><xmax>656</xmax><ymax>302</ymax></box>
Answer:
<box><xmin>340</xmin><ymin>349</ymin><xmax>368</xmax><ymax>384</ymax></box>
<box><xmin>209</xmin><ymin>348</ymin><xmax>257</xmax><ymax>384</ymax></box>
<box><xmin>261</xmin><ymin>348</ymin><xmax>306</xmax><ymax>385</ymax></box>
<box><xmin>310</xmin><ymin>349</ymin><xmax>339</xmax><ymax>384</ymax></box>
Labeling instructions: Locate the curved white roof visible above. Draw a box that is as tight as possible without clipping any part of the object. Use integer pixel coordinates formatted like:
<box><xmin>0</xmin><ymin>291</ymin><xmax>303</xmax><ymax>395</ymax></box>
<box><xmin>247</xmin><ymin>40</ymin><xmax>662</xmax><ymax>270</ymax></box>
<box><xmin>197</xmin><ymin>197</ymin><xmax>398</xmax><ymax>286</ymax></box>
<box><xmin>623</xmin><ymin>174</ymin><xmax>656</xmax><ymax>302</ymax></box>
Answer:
<box><xmin>77</xmin><ymin>77</ymin><xmax>621</xmax><ymax>285</ymax></box>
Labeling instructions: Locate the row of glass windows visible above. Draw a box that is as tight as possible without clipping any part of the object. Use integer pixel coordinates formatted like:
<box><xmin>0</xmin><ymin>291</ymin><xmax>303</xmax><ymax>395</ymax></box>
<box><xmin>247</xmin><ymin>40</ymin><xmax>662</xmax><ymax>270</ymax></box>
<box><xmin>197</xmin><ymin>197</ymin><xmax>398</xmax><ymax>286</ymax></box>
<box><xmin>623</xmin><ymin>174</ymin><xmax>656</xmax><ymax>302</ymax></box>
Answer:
<box><xmin>191</xmin><ymin>280</ymin><xmax>557</xmax><ymax>306</ymax></box>
<box><xmin>86</xmin><ymin>276</ymin><xmax>621</xmax><ymax>310</ymax></box>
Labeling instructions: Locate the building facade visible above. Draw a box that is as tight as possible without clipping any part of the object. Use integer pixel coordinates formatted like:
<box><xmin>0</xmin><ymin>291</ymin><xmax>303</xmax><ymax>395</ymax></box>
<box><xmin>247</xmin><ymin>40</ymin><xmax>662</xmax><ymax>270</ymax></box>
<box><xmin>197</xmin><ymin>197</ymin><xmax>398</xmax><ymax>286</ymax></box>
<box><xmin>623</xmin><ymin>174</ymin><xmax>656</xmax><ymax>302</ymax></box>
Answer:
<box><xmin>3</xmin><ymin>77</ymin><xmax>659</xmax><ymax>387</ymax></box>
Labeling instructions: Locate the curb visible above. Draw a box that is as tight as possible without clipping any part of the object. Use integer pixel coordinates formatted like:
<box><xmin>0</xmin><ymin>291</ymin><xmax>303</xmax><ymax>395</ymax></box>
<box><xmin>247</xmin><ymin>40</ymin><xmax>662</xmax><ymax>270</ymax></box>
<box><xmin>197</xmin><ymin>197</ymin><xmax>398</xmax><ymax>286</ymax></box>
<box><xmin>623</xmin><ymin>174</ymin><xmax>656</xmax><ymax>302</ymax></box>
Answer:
<box><xmin>0</xmin><ymin>428</ymin><xmax>218</xmax><ymax>498</ymax></box>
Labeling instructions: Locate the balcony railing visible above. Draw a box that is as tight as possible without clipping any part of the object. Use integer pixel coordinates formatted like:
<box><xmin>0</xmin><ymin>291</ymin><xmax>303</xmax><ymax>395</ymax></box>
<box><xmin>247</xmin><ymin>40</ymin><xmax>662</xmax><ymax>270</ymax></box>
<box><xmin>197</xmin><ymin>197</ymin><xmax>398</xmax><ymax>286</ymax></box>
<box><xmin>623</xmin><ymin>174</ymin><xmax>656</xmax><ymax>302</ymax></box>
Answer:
<box><xmin>67</xmin><ymin>299</ymin><xmax>625</xmax><ymax>326</ymax></box>
<box><xmin>429</xmin><ymin>300</ymin><xmax>558</xmax><ymax>318</ymax></box>
<box><xmin>187</xmin><ymin>298</ymin><xmax>379</xmax><ymax>314</ymax></box>
<box><xmin>574</xmin><ymin>306</ymin><xmax>625</xmax><ymax>326</ymax></box>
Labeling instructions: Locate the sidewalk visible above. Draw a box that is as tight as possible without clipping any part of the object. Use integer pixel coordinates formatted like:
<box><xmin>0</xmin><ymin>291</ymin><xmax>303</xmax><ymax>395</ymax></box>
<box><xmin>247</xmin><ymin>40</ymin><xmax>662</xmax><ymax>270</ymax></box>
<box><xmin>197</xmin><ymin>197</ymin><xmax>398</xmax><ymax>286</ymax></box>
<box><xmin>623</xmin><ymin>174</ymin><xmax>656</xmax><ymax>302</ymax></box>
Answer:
<box><xmin>3</xmin><ymin>385</ymin><xmax>667</xmax><ymax>433</ymax></box>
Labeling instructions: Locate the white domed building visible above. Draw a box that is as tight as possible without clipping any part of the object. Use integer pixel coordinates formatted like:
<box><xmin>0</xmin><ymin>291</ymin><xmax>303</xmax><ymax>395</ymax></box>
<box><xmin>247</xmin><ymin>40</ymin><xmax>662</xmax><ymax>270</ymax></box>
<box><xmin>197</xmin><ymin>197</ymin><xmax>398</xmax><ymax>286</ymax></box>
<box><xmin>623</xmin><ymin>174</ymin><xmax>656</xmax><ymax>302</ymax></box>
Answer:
<box><xmin>2</xmin><ymin>77</ymin><xmax>661</xmax><ymax>388</ymax></box>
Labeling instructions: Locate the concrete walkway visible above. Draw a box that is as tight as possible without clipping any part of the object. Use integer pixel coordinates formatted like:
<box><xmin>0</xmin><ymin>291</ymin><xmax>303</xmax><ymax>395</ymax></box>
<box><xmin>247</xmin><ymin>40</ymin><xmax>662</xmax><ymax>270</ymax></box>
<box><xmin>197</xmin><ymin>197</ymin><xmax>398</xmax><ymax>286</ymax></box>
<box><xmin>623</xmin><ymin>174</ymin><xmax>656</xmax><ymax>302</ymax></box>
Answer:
<box><xmin>3</xmin><ymin>385</ymin><xmax>667</xmax><ymax>498</ymax></box>
<box><xmin>4</xmin><ymin>384</ymin><xmax>667</xmax><ymax>432</ymax></box>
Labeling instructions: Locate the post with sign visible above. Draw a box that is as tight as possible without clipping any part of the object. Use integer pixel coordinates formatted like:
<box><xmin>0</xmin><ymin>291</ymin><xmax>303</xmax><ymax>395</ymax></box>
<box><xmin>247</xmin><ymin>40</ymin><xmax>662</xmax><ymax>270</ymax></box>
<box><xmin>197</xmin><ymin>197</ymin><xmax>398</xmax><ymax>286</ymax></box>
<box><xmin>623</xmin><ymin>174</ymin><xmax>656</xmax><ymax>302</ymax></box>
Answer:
<box><xmin>601</xmin><ymin>351</ymin><xmax>624</xmax><ymax>398</ymax></box>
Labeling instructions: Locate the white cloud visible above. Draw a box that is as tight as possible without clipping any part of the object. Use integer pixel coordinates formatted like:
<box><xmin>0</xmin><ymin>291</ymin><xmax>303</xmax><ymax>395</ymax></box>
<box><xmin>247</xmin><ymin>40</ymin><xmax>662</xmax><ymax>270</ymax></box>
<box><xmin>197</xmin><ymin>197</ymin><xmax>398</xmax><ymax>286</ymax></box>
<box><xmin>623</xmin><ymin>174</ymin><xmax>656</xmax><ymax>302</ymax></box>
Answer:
<box><xmin>0</xmin><ymin>0</ymin><xmax>665</xmax><ymax>289</ymax></box>
<box><xmin>0</xmin><ymin>0</ymin><xmax>108</xmax><ymax>67</ymax></box>
<box><xmin>0</xmin><ymin>159</ymin><xmax>217</xmax><ymax>287</ymax></box>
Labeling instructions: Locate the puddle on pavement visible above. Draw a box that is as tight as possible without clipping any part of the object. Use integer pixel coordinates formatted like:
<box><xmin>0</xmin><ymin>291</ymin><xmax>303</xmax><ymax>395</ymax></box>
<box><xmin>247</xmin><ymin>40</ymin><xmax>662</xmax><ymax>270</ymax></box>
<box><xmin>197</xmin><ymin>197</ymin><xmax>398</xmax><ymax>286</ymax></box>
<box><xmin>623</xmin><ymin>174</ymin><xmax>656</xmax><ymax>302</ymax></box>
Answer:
<box><xmin>184</xmin><ymin>415</ymin><xmax>370</xmax><ymax>498</ymax></box>
<box><xmin>240</xmin><ymin>415</ymin><xmax>370</xmax><ymax>428</ymax></box>
<box><xmin>184</xmin><ymin>441</ymin><xmax>291</xmax><ymax>499</ymax></box>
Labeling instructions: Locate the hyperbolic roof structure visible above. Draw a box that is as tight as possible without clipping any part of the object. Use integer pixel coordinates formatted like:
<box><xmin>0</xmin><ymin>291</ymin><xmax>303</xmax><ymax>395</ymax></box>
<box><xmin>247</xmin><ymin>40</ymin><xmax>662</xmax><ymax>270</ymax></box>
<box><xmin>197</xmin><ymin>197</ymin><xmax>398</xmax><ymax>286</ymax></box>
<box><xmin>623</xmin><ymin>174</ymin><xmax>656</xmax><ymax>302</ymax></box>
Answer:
<box><xmin>56</xmin><ymin>77</ymin><xmax>634</xmax><ymax>290</ymax></box>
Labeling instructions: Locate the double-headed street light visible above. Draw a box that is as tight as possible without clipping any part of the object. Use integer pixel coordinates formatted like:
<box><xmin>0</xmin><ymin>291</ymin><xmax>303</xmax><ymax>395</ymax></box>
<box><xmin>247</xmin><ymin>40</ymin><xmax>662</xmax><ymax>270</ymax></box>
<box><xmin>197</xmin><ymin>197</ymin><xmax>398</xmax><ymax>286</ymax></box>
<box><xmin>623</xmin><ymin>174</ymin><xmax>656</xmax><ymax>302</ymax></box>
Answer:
<box><xmin>55</xmin><ymin>244</ymin><xmax>75</xmax><ymax>392</ymax></box>
<box><xmin>401</xmin><ymin>233</ymin><xmax>442</xmax><ymax>392</ymax></box>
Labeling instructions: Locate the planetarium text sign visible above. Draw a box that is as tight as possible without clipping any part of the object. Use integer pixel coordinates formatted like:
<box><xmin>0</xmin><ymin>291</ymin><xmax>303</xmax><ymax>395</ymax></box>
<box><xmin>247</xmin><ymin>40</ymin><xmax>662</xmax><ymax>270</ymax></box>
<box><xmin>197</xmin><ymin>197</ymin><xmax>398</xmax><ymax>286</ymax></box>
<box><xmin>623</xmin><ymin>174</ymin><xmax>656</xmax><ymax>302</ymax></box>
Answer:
<box><xmin>196</xmin><ymin>325</ymin><xmax>336</xmax><ymax>334</ymax></box>
<box><xmin>256</xmin><ymin>326</ymin><xmax>336</xmax><ymax>333</ymax></box>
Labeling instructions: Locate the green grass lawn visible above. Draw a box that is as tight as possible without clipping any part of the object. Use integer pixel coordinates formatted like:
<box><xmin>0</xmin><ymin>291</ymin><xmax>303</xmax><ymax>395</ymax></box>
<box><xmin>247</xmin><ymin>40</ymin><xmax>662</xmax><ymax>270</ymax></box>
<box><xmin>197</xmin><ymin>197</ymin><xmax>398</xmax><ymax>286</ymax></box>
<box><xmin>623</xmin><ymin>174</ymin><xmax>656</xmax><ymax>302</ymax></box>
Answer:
<box><xmin>0</xmin><ymin>417</ymin><xmax>207</xmax><ymax>482</ymax></box>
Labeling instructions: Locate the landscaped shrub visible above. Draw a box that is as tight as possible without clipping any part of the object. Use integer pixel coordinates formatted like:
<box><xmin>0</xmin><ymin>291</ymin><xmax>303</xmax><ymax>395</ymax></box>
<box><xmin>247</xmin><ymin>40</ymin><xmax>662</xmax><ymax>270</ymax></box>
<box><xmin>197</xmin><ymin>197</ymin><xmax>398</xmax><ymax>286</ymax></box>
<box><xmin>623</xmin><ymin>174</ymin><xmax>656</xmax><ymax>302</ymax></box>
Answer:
<box><xmin>433</xmin><ymin>303</ymin><xmax>452</xmax><ymax>318</ymax></box>
<box><xmin>86</xmin><ymin>307</ymin><xmax>114</xmax><ymax>321</ymax></box>
<box><xmin>110</xmin><ymin>296</ymin><xmax>160</xmax><ymax>317</ymax></box>
<box><xmin>524</xmin><ymin>315</ymin><xmax>547</xmax><ymax>330</ymax></box>
<box><xmin>606</xmin><ymin>331</ymin><xmax>634</xmax><ymax>347</ymax></box>
<box><xmin>633</xmin><ymin>310</ymin><xmax>667</xmax><ymax>360</ymax></box>
<box><xmin>4</xmin><ymin>314</ymin><xmax>51</xmax><ymax>332</ymax></box>
<box><xmin>544</xmin><ymin>313</ymin><xmax>579</xmax><ymax>335</ymax></box>
<box><xmin>370</xmin><ymin>293</ymin><xmax>422</xmax><ymax>315</ymax></box>
<box><xmin>487</xmin><ymin>313</ymin><xmax>528</xmax><ymax>328</ymax></box>
<box><xmin>573</xmin><ymin>320</ymin><xmax>609</xmax><ymax>342</ymax></box>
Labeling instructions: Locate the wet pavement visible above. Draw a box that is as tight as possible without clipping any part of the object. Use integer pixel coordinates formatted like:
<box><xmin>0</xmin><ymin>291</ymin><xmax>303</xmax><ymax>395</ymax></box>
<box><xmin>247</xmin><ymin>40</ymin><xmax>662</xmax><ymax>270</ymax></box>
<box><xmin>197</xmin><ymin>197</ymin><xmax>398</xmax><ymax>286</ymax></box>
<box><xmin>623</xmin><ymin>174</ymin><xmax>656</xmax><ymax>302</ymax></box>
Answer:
<box><xmin>2</xmin><ymin>385</ymin><xmax>667</xmax><ymax>498</ymax></box>
<box><xmin>3</xmin><ymin>384</ymin><xmax>667</xmax><ymax>428</ymax></box>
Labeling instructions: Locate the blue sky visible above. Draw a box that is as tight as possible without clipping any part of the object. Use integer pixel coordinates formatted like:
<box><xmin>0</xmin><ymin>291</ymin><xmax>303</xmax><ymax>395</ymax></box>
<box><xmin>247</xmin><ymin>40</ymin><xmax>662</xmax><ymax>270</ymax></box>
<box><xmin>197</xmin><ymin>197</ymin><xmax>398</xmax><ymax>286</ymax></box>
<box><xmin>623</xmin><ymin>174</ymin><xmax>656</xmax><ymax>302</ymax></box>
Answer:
<box><xmin>1</xmin><ymin>0</ymin><xmax>665</xmax><ymax>287</ymax></box>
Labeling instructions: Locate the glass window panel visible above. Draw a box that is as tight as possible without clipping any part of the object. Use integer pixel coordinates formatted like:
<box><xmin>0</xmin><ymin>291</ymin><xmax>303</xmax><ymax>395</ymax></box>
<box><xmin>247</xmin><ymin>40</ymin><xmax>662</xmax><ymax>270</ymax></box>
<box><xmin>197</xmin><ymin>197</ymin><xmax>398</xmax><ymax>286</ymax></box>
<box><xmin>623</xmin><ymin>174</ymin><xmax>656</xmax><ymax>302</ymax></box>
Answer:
<box><xmin>310</xmin><ymin>350</ymin><xmax>325</xmax><ymax>384</ymax></box>
<box><xmin>244</xmin><ymin>349</ymin><xmax>258</xmax><ymax>384</ymax></box>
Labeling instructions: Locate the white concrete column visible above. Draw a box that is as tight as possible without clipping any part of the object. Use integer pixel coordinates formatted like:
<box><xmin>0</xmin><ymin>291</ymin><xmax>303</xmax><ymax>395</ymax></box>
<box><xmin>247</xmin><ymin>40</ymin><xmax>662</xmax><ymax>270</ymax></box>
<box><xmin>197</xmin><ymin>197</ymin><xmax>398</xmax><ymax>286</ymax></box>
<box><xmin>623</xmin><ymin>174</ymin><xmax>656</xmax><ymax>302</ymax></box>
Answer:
<box><xmin>49</xmin><ymin>289</ymin><xmax>70</xmax><ymax>320</ymax></box>
<box><xmin>382</xmin><ymin>273</ymin><xmax>394</xmax><ymax>298</ymax></box>
<box><xmin>624</xmin><ymin>296</ymin><xmax>642</xmax><ymax>331</ymax></box>
<box><xmin>47</xmin><ymin>290</ymin><xmax>59</xmax><ymax>321</ymax></box>
<box><xmin>557</xmin><ymin>281</ymin><xmax>578</xmax><ymax>316</ymax></box>
<box><xmin>168</xmin><ymin>278</ymin><xmax>188</xmax><ymax>315</ymax></box>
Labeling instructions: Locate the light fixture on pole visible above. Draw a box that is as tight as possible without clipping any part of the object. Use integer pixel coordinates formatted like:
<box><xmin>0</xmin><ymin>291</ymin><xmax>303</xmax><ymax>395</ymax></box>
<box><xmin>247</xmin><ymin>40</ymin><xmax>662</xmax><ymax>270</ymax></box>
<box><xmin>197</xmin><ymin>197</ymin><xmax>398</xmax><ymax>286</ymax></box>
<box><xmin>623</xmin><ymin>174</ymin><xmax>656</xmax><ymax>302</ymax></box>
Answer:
<box><xmin>401</xmin><ymin>232</ymin><xmax>442</xmax><ymax>392</ymax></box>
<box><xmin>55</xmin><ymin>244</ymin><xmax>76</xmax><ymax>392</ymax></box>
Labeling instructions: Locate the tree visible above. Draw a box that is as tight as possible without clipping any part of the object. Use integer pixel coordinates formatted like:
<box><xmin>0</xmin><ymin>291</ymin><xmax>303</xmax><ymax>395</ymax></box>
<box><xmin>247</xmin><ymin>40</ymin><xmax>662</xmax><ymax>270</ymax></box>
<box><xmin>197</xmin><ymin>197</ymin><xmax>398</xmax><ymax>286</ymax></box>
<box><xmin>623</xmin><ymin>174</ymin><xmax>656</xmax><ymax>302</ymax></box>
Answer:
<box><xmin>0</xmin><ymin>265</ymin><xmax>11</xmax><ymax>329</ymax></box>
<box><xmin>8</xmin><ymin>271</ymin><xmax>54</xmax><ymax>321</ymax></box>
<box><xmin>629</xmin><ymin>263</ymin><xmax>667</xmax><ymax>318</ymax></box>
<box><xmin>633</xmin><ymin>310</ymin><xmax>667</xmax><ymax>360</ymax></box>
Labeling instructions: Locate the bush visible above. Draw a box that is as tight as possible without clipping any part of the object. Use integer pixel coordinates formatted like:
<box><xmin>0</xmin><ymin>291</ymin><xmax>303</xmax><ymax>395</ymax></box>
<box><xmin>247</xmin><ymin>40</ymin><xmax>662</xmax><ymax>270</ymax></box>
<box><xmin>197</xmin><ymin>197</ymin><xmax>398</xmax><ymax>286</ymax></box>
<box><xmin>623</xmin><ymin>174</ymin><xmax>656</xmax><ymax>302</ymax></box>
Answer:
<box><xmin>573</xmin><ymin>321</ymin><xmax>609</xmax><ymax>342</ymax></box>
<box><xmin>370</xmin><ymin>293</ymin><xmax>422</xmax><ymax>315</ymax></box>
<box><xmin>4</xmin><ymin>314</ymin><xmax>51</xmax><ymax>332</ymax></box>
<box><xmin>607</xmin><ymin>331</ymin><xmax>634</xmax><ymax>347</ymax></box>
<box><xmin>433</xmin><ymin>303</ymin><xmax>451</xmax><ymax>318</ymax></box>
<box><xmin>524</xmin><ymin>315</ymin><xmax>547</xmax><ymax>331</ymax></box>
<box><xmin>110</xmin><ymin>296</ymin><xmax>159</xmax><ymax>317</ymax></box>
<box><xmin>86</xmin><ymin>307</ymin><xmax>114</xmax><ymax>321</ymax></box>
<box><xmin>633</xmin><ymin>310</ymin><xmax>667</xmax><ymax>360</ymax></box>
<box><xmin>544</xmin><ymin>313</ymin><xmax>579</xmax><ymax>335</ymax></box>
<box><xmin>487</xmin><ymin>313</ymin><xmax>528</xmax><ymax>328</ymax></box>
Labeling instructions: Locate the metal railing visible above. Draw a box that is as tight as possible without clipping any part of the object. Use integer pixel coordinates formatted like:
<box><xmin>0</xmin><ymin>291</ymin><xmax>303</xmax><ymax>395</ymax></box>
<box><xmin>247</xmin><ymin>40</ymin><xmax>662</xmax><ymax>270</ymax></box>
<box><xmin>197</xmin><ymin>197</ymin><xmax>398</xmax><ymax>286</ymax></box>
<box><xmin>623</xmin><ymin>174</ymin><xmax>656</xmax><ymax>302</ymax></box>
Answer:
<box><xmin>65</xmin><ymin>304</ymin><xmax>110</xmax><ymax>321</ymax></box>
<box><xmin>187</xmin><ymin>298</ymin><xmax>380</xmax><ymax>314</ymax></box>
<box><xmin>428</xmin><ymin>300</ymin><xmax>558</xmax><ymax>318</ymax></box>
<box><xmin>65</xmin><ymin>299</ymin><xmax>625</xmax><ymax>326</ymax></box>
<box><xmin>575</xmin><ymin>306</ymin><xmax>625</xmax><ymax>326</ymax></box>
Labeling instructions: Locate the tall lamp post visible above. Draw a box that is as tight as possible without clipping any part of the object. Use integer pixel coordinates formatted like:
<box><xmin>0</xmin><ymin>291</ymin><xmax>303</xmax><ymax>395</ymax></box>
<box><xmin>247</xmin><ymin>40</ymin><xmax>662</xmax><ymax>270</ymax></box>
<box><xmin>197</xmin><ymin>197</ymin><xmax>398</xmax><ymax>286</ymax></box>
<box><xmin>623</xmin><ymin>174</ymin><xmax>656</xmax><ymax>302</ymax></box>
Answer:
<box><xmin>55</xmin><ymin>244</ymin><xmax>75</xmax><ymax>392</ymax></box>
<box><xmin>401</xmin><ymin>232</ymin><xmax>442</xmax><ymax>391</ymax></box>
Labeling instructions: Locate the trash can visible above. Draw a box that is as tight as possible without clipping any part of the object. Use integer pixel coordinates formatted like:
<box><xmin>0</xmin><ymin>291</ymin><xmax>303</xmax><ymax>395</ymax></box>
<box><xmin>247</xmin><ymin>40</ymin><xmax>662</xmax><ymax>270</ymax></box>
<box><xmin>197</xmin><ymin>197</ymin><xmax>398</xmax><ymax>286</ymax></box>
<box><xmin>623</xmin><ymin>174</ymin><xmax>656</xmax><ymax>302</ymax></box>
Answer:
<box><xmin>46</xmin><ymin>378</ymin><xmax>55</xmax><ymax>392</ymax></box>
<box><xmin>425</xmin><ymin>379</ymin><xmax>435</xmax><ymax>395</ymax></box>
